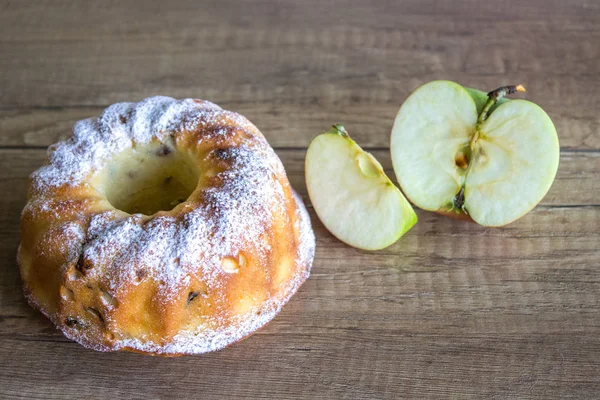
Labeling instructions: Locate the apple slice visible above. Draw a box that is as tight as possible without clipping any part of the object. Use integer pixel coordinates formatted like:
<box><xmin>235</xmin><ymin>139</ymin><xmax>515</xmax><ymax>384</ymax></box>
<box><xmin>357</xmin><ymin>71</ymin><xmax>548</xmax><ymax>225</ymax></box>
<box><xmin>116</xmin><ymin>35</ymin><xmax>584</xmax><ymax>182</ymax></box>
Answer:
<box><xmin>305</xmin><ymin>125</ymin><xmax>417</xmax><ymax>250</ymax></box>
<box><xmin>391</xmin><ymin>80</ymin><xmax>559</xmax><ymax>226</ymax></box>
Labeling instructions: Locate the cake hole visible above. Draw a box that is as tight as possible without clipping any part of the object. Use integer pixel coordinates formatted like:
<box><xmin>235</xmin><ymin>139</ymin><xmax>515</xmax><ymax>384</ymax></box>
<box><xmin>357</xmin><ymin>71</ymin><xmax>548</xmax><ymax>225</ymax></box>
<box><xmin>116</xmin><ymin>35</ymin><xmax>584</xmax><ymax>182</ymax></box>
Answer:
<box><xmin>221</xmin><ymin>257</ymin><xmax>239</xmax><ymax>274</ymax></box>
<box><xmin>97</xmin><ymin>143</ymin><xmax>201</xmax><ymax>216</ymax></box>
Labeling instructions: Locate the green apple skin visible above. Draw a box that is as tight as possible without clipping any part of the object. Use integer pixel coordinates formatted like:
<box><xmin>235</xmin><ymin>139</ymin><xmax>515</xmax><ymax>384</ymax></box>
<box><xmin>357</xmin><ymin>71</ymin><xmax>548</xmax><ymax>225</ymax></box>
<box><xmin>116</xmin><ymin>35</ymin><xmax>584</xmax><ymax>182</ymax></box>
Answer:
<box><xmin>465</xmin><ymin>87</ymin><xmax>508</xmax><ymax>115</ymax></box>
<box><xmin>305</xmin><ymin>125</ymin><xmax>417</xmax><ymax>250</ymax></box>
<box><xmin>390</xmin><ymin>80</ymin><xmax>560</xmax><ymax>227</ymax></box>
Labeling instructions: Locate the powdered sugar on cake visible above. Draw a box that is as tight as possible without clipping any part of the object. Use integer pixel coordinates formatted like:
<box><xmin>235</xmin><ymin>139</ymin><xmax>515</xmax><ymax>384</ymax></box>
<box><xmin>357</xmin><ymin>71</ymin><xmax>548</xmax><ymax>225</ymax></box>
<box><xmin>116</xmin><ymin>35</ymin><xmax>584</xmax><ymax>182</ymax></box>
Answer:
<box><xmin>80</xmin><ymin>145</ymin><xmax>289</xmax><ymax>299</ymax></box>
<box><xmin>32</xmin><ymin>96</ymin><xmax>256</xmax><ymax>191</ymax></box>
<box><xmin>23</xmin><ymin>96</ymin><xmax>315</xmax><ymax>355</ymax></box>
<box><xmin>113</xmin><ymin>194</ymin><xmax>314</xmax><ymax>355</ymax></box>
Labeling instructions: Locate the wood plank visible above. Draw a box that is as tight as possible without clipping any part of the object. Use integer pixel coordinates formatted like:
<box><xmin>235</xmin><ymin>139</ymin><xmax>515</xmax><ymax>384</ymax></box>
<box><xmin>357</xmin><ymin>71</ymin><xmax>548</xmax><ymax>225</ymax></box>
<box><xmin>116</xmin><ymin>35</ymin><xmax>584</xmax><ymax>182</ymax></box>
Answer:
<box><xmin>1</xmin><ymin>332</ymin><xmax>600</xmax><ymax>399</ymax></box>
<box><xmin>1</xmin><ymin>105</ymin><xmax>599</xmax><ymax>150</ymax></box>
<box><xmin>0</xmin><ymin>1</ymin><xmax>598</xmax><ymax>135</ymax></box>
<box><xmin>1</xmin><ymin>0</ymin><xmax>597</xmax><ymax>152</ymax></box>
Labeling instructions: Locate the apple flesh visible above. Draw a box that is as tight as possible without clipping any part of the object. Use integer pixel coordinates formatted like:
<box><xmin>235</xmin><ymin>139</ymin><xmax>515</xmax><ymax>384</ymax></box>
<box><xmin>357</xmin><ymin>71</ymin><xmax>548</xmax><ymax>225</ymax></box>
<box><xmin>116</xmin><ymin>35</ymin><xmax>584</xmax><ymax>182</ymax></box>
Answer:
<box><xmin>390</xmin><ymin>81</ymin><xmax>559</xmax><ymax>226</ymax></box>
<box><xmin>305</xmin><ymin>125</ymin><xmax>417</xmax><ymax>250</ymax></box>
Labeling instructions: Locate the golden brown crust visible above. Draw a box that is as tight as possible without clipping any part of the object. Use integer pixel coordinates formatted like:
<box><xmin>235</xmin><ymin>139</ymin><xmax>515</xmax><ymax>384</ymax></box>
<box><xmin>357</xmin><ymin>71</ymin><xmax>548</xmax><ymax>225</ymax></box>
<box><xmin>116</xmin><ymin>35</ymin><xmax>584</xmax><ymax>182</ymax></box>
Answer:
<box><xmin>19</xmin><ymin>97</ymin><xmax>315</xmax><ymax>355</ymax></box>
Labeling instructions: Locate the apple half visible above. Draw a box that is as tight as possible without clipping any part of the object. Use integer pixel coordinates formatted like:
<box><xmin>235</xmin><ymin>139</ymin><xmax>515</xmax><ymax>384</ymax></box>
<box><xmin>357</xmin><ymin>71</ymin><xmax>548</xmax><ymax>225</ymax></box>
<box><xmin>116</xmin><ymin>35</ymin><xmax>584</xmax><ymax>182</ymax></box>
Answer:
<box><xmin>306</xmin><ymin>125</ymin><xmax>417</xmax><ymax>250</ymax></box>
<box><xmin>391</xmin><ymin>80</ymin><xmax>559</xmax><ymax>226</ymax></box>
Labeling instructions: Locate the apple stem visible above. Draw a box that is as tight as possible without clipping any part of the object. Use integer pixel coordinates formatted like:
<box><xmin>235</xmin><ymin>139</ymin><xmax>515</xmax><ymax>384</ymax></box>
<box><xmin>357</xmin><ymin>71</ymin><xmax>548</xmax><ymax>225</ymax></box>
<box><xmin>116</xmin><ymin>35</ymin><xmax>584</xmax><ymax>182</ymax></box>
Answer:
<box><xmin>471</xmin><ymin>84</ymin><xmax>525</xmax><ymax>151</ymax></box>
<box><xmin>327</xmin><ymin>124</ymin><xmax>349</xmax><ymax>137</ymax></box>
<box><xmin>453</xmin><ymin>187</ymin><xmax>466</xmax><ymax>211</ymax></box>
<box><xmin>476</xmin><ymin>84</ymin><xmax>526</xmax><ymax>126</ymax></box>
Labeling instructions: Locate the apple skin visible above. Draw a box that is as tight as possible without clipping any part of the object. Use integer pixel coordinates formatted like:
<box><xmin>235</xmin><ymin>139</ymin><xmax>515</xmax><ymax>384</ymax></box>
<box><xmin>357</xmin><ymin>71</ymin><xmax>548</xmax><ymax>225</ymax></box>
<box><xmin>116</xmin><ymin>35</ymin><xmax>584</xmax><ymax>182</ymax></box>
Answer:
<box><xmin>435</xmin><ymin>206</ymin><xmax>475</xmax><ymax>222</ymax></box>
<box><xmin>465</xmin><ymin>87</ymin><xmax>508</xmax><ymax>115</ymax></box>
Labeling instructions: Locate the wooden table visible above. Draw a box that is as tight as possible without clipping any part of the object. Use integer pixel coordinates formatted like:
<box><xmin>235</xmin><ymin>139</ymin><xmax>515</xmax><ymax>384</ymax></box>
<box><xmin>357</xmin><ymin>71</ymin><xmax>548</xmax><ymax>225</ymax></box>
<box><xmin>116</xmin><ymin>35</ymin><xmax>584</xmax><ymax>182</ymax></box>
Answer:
<box><xmin>1</xmin><ymin>1</ymin><xmax>598</xmax><ymax>398</ymax></box>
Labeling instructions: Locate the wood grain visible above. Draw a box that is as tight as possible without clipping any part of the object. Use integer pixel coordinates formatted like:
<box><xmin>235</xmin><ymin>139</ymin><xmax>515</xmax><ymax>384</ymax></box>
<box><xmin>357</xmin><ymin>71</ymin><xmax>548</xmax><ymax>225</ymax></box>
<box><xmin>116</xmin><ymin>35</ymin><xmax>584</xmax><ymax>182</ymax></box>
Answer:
<box><xmin>0</xmin><ymin>0</ymin><xmax>599</xmax><ymax>399</ymax></box>
<box><xmin>1</xmin><ymin>105</ymin><xmax>599</xmax><ymax>150</ymax></box>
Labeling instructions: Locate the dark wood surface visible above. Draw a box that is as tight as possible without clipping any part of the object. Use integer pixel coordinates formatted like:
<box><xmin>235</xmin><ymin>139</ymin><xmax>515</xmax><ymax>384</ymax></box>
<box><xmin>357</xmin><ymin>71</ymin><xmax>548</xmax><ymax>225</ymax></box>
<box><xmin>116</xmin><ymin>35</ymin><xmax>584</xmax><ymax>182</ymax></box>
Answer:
<box><xmin>1</xmin><ymin>1</ymin><xmax>599</xmax><ymax>398</ymax></box>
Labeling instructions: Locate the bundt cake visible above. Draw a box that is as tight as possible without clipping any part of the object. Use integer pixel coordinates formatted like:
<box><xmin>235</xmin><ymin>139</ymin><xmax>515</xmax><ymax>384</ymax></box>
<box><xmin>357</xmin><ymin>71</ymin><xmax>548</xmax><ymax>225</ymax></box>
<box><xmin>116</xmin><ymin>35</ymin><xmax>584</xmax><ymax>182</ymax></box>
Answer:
<box><xmin>18</xmin><ymin>96</ymin><xmax>315</xmax><ymax>355</ymax></box>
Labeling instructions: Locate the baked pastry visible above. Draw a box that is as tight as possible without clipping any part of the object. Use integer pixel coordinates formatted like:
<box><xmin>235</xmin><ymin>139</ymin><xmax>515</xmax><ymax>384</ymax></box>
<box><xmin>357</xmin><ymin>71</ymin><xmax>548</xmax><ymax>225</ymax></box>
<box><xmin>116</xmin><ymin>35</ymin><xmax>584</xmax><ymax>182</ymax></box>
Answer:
<box><xmin>18</xmin><ymin>96</ymin><xmax>315</xmax><ymax>355</ymax></box>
